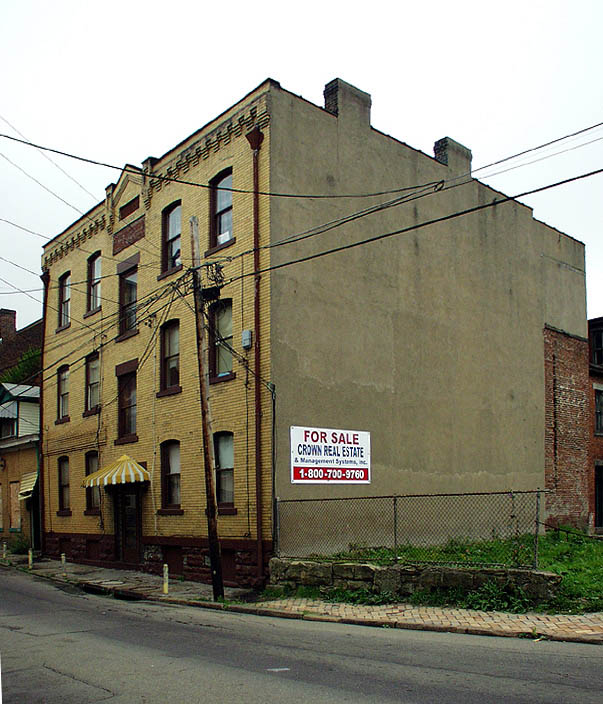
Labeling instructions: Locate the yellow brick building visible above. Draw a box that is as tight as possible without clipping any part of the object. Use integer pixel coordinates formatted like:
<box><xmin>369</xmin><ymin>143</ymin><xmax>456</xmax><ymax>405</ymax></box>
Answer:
<box><xmin>41</xmin><ymin>77</ymin><xmax>590</xmax><ymax>584</ymax></box>
<box><xmin>41</xmin><ymin>83</ymin><xmax>274</xmax><ymax>586</ymax></box>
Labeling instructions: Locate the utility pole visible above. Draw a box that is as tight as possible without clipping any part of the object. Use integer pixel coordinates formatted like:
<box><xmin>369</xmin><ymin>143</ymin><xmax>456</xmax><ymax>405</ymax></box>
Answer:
<box><xmin>189</xmin><ymin>216</ymin><xmax>224</xmax><ymax>601</ymax></box>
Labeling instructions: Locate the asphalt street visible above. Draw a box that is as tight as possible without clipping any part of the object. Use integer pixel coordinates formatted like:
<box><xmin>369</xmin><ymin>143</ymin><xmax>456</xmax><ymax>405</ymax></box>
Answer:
<box><xmin>0</xmin><ymin>569</ymin><xmax>601</xmax><ymax>703</ymax></box>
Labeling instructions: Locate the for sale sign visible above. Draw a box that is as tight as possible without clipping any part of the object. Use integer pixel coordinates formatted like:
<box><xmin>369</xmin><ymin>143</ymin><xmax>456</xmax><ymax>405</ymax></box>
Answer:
<box><xmin>290</xmin><ymin>426</ymin><xmax>371</xmax><ymax>484</ymax></box>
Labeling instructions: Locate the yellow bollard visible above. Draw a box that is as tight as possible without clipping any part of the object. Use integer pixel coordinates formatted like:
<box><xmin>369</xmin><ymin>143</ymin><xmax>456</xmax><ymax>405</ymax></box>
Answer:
<box><xmin>163</xmin><ymin>563</ymin><xmax>169</xmax><ymax>595</ymax></box>
<box><xmin>28</xmin><ymin>548</ymin><xmax>33</xmax><ymax>570</ymax></box>
<box><xmin>2</xmin><ymin>541</ymin><xmax>6</xmax><ymax>559</ymax></box>
<box><xmin>61</xmin><ymin>552</ymin><xmax>66</xmax><ymax>577</ymax></box>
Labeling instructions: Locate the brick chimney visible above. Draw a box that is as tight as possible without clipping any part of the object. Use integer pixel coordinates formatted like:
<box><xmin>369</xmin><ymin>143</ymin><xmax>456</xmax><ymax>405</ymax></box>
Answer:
<box><xmin>434</xmin><ymin>137</ymin><xmax>472</xmax><ymax>178</ymax></box>
<box><xmin>0</xmin><ymin>309</ymin><xmax>16</xmax><ymax>343</ymax></box>
<box><xmin>324</xmin><ymin>79</ymin><xmax>371</xmax><ymax>128</ymax></box>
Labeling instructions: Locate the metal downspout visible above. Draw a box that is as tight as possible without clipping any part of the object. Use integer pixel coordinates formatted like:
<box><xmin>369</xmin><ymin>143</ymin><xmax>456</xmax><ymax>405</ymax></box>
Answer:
<box><xmin>246</xmin><ymin>126</ymin><xmax>265</xmax><ymax>581</ymax></box>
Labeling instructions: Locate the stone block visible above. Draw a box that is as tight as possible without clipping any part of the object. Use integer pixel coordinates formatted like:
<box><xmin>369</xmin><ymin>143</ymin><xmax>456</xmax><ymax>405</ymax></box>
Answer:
<box><xmin>373</xmin><ymin>566</ymin><xmax>401</xmax><ymax>595</ymax></box>
<box><xmin>333</xmin><ymin>563</ymin><xmax>375</xmax><ymax>581</ymax></box>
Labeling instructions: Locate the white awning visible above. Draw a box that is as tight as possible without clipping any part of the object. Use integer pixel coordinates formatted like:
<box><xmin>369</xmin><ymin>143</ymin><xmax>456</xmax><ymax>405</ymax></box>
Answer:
<box><xmin>0</xmin><ymin>401</ymin><xmax>17</xmax><ymax>419</ymax></box>
<box><xmin>82</xmin><ymin>455</ymin><xmax>150</xmax><ymax>487</ymax></box>
<box><xmin>18</xmin><ymin>471</ymin><xmax>38</xmax><ymax>500</ymax></box>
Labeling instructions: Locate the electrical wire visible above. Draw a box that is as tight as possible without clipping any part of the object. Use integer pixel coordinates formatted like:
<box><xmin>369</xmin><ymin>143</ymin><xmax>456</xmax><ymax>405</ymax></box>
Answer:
<box><xmin>223</xmin><ymin>165</ymin><xmax>603</xmax><ymax>287</ymax></box>
<box><xmin>0</xmin><ymin>113</ymin><xmax>98</xmax><ymax>200</ymax></box>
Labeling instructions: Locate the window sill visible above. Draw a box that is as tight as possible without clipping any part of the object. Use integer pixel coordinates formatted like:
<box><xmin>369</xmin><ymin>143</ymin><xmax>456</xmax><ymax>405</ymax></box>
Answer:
<box><xmin>55</xmin><ymin>416</ymin><xmax>70</xmax><ymax>425</ymax></box>
<box><xmin>205</xmin><ymin>237</ymin><xmax>236</xmax><ymax>257</ymax></box>
<box><xmin>83</xmin><ymin>307</ymin><xmax>101</xmax><ymax>319</ymax></box>
<box><xmin>115</xmin><ymin>433</ymin><xmax>139</xmax><ymax>446</ymax></box>
<box><xmin>156</xmin><ymin>386</ymin><xmax>182</xmax><ymax>399</ymax></box>
<box><xmin>209</xmin><ymin>372</ymin><xmax>236</xmax><ymax>385</ymax></box>
<box><xmin>115</xmin><ymin>329</ymin><xmax>139</xmax><ymax>344</ymax></box>
<box><xmin>8</xmin><ymin>528</ymin><xmax>21</xmax><ymax>533</ymax></box>
<box><xmin>82</xmin><ymin>406</ymin><xmax>101</xmax><ymax>418</ymax></box>
<box><xmin>55</xmin><ymin>323</ymin><xmax>71</xmax><ymax>333</ymax></box>
<box><xmin>84</xmin><ymin>509</ymin><xmax>100</xmax><ymax>516</ymax></box>
<box><xmin>218</xmin><ymin>505</ymin><xmax>237</xmax><ymax>516</ymax></box>
<box><xmin>56</xmin><ymin>510</ymin><xmax>72</xmax><ymax>517</ymax></box>
<box><xmin>157</xmin><ymin>264</ymin><xmax>183</xmax><ymax>282</ymax></box>
<box><xmin>157</xmin><ymin>508</ymin><xmax>184</xmax><ymax>516</ymax></box>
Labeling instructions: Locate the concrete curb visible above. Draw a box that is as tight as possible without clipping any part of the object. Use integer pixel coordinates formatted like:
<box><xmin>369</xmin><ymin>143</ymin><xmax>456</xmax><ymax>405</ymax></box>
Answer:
<box><xmin>3</xmin><ymin>561</ymin><xmax>601</xmax><ymax>645</ymax></box>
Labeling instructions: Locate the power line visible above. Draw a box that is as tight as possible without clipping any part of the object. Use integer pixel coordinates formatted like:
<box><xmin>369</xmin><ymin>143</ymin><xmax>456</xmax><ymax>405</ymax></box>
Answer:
<box><xmin>0</xmin><ymin>113</ymin><xmax>98</xmax><ymax>200</ymax></box>
<box><xmin>0</xmin><ymin>151</ymin><xmax>85</xmax><ymax>214</ymax></box>
<box><xmin>3</xmin><ymin>120</ymin><xmax>603</xmax><ymax>200</ymax></box>
<box><xmin>0</xmin><ymin>132</ymin><xmax>445</xmax><ymax>199</ymax></box>
<box><xmin>223</xmin><ymin>166</ymin><xmax>603</xmax><ymax>286</ymax></box>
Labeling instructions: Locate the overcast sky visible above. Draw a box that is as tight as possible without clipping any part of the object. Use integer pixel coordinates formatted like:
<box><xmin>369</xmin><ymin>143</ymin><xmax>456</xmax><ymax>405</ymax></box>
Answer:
<box><xmin>1</xmin><ymin>0</ymin><xmax>601</xmax><ymax>329</ymax></box>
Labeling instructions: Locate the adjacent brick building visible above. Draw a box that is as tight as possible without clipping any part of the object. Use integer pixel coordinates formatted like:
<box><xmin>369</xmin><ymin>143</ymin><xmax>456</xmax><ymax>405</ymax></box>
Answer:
<box><xmin>589</xmin><ymin>317</ymin><xmax>603</xmax><ymax>532</ymax></box>
<box><xmin>39</xmin><ymin>78</ymin><xmax>592</xmax><ymax>586</ymax></box>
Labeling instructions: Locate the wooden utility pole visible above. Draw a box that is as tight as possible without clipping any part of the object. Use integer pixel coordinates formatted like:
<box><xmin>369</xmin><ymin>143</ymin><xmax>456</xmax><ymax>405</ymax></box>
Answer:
<box><xmin>189</xmin><ymin>216</ymin><xmax>224</xmax><ymax>601</ymax></box>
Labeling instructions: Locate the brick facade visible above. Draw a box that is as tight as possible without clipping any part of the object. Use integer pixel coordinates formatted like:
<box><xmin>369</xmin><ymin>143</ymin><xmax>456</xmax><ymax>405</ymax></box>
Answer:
<box><xmin>544</xmin><ymin>326</ymin><xmax>591</xmax><ymax>529</ymax></box>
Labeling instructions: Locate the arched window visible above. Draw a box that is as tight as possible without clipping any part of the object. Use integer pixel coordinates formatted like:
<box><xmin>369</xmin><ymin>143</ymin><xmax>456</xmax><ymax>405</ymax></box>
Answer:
<box><xmin>162</xmin><ymin>202</ymin><xmax>182</xmax><ymax>272</ymax></box>
<box><xmin>209</xmin><ymin>300</ymin><xmax>233</xmax><ymax>380</ymax></box>
<box><xmin>209</xmin><ymin>169</ymin><xmax>233</xmax><ymax>249</ymax></box>
<box><xmin>58</xmin><ymin>456</ymin><xmax>70</xmax><ymax>512</ymax></box>
<box><xmin>85</xmin><ymin>451</ymin><xmax>100</xmax><ymax>512</ymax></box>
<box><xmin>57</xmin><ymin>366</ymin><xmax>69</xmax><ymax>421</ymax></box>
<box><xmin>161</xmin><ymin>440</ymin><xmax>181</xmax><ymax>509</ymax></box>
<box><xmin>160</xmin><ymin>320</ymin><xmax>180</xmax><ymax>393</ymax></box>
<box><xmin>87</xmin><ymin>252</ymin><xmax>101</xmax><ymax>312</ymax></box>
<box><xmin>213</xmin><ymin>431</ymin><xmax>234</xmax><ymax>506</ymax></box>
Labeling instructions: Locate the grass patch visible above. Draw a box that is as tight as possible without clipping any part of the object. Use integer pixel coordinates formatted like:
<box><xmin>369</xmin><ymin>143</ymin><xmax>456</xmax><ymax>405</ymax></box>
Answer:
<box><xmin>276</xmin><ymin>528</ymin><xmax>603</xmax><ymax>614</ymax></box>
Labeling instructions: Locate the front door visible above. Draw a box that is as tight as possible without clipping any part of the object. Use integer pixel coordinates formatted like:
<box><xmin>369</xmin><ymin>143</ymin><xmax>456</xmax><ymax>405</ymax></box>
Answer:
<box><xmin>115</xmin><ymin>489</ymin><xmax>142</xmax><ymax>564</ymax></box>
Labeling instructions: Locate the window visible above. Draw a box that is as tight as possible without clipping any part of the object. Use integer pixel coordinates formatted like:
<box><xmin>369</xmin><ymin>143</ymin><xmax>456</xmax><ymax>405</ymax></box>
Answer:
<box><xmin>119</xmin><ymin>267</ymin><xmax>137</xmax><ymax>335</ymax></box>
<box><xmin>119</xmin><ymin>196</ymin><xmax>139</xmax><ymax>220</ymax></box>
<box><xmin>162</xmin><ymin>202</ymin><xmax>182</xmax><ymax>272</ymax></box>
<box><xmin>85</xmin><ymin>451</ymin><xmax>100</xmax><ymax>512</ymax></box>
<box><xmin>160</xmin><ymin>320</ymin><xmax>180</xmax><ymax>393</ymax></box>
<box><xmin>209</xmin><ymin>300</ymin><xmax>233</xmax><ymax>380</ymax></box>
<box><xmin>58</xmin><ymin>456</ymin><xmax>70</xmax><ymax>512</ymax></box>
<box><xmin>596</xmin><ymin>389</ymin><xmax>603</xmax><ymax>435</ymax></box>
<box><xmin>210</xmin><ymin>169</ymin><xmax>233</xmax><ymax>249</ymax></box>
<box><xmin>116</xmin><ymin>360</ymin><xmax>138</xmax><ymax>443</ymax></box>
<box><xmin>87</xmin><ymin>253</ymin><xmax>101</xmax><ymax>312</ymax></box>
<box><xmin>161</xmin><ymin>440</ymin><xmax>181</xmax><ymax>509</ymax></box>
<box><xmin>0</xmin><ymin>418</ymin><xmax>16</xmax><ymax>439</ymax></box>
<box><xmin>57</xmin><ymin>366</ymin><xmax>69</xmax><ymax>421</ymax></box>
<box><xmin>85</xmin><ymin>353</ymin><xmax>100</xmax><ymax>413</ymax></box>
<box><xmin>214</xmin><ymin>432</ymin><xmax>234</xmax><ymax>506</ymax></box>
<box><xmin>593</xmin><ymin>329</ymin><xmax>603</xmax><ymax>366</ymax></box>
<box><xmin>9</xmin><ymin>481</ymin><xmax>20</xmax><ymax>530</ymax></box>
<box><xmin>58</xmin><ymin>272</ymin><xmax>71</xmax><ymax>328</ymax></box>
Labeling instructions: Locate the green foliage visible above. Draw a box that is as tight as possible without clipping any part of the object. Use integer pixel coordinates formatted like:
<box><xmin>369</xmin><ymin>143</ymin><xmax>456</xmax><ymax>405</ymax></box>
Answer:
<box><xmin>290</xmin><ymin>527</ymin><xmax>603</xmax><ymax>614</ymax></box>
<box><xmin>0</xmin><ymin>346</ymin><xmax>41</xmax><ymax>384</ymax></box>
<box><xmin>408</xmin><ymin>581</ymin><xmax>533</xmax><ymax>613</ymax></box>
<box><xmin>324</xmin><ymin>587</ymin><xmax>396</xmax><ymax>606</ymax></box>
<box><xmin>7</xmin><ymin>533</ymin><xmax>30</xmax><ymax>555</ymax></box>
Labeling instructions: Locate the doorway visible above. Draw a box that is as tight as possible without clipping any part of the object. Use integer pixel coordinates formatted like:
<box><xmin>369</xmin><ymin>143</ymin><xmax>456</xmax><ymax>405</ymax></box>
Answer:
<box><xmin>114</xmin><ymin>488</ymin><xmax>142</xmax><ymax>564</ymax></box>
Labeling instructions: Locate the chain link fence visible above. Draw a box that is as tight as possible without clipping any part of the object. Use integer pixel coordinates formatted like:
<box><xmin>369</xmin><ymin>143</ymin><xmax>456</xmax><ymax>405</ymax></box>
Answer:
<box><xmin>276</xmin><ymin>491</ymin><xmax>543</xmax><ymax>568</ymax></box>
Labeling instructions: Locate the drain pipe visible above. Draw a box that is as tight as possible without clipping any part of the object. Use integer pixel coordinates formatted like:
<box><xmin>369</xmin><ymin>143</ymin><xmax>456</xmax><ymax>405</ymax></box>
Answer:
<box><xmin>246</xmin><ymin>126</ymin><xmax>265</xmax><ymax>581</ymax></box>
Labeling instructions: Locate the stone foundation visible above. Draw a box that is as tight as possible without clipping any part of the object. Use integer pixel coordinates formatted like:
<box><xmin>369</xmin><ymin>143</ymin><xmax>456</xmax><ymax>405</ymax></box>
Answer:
<box><xmin>270</xmin><ymin>558</ymin><xmax>562</xmax><ymax>601</ymax></box>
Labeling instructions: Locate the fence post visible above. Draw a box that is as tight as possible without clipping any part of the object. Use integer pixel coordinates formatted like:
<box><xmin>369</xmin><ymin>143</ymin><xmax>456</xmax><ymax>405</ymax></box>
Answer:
<box><xmin>275</xmin><ymin>497</ymin><xmax>281</xmax><ymax>557</ymax></box>
<box><xmin>393</xmin><ymin>496</ymin><xmax>398</xmax><ymax>562</ymax></box>
<box><xmin>533</xmin><ymin>490</ymin><xmax>541</xmax><ymax>569</ymax></box>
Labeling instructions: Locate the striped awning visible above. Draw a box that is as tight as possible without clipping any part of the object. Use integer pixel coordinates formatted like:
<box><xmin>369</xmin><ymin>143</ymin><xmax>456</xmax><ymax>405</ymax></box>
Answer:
<box><xmin>0</xmin><ymin>401</ymin><xmax>17</xmax><ymax>419</ymax></box>
<box><xmin>82</xmin><ymin>454</ymin><xmax>149</xmax><ymax>487</ymax></box>
<box><xmin>18</xmin><ymin>471</ymin><xmax>38</xmax><ymax>500</ymax></box>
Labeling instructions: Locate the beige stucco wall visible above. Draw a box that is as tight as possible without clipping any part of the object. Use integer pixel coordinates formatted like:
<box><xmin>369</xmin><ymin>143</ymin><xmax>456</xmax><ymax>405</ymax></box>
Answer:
<box><xmin>268</xmin><ymin>80</ymin><xmax>587</xmax><ymax>502</ymax></box>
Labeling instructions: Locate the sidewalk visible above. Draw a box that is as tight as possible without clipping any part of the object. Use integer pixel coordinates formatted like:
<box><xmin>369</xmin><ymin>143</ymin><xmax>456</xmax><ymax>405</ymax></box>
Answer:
<box><xmin>2</xmin><ymin>555</ymin><xmax>601</xmax><ymax>645</ymax></box>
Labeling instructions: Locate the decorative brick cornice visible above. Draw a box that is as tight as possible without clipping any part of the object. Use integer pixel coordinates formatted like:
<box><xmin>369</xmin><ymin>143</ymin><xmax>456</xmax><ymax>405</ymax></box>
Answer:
<box><xmin>42</xmin><ymin>215</ymin><xmax>106</xmax><ymax>270</ymax></box>
<box><xmin>147</xmin><ymin>102</ymin><xmax>271</xmax><ymax>200</ymax></box>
